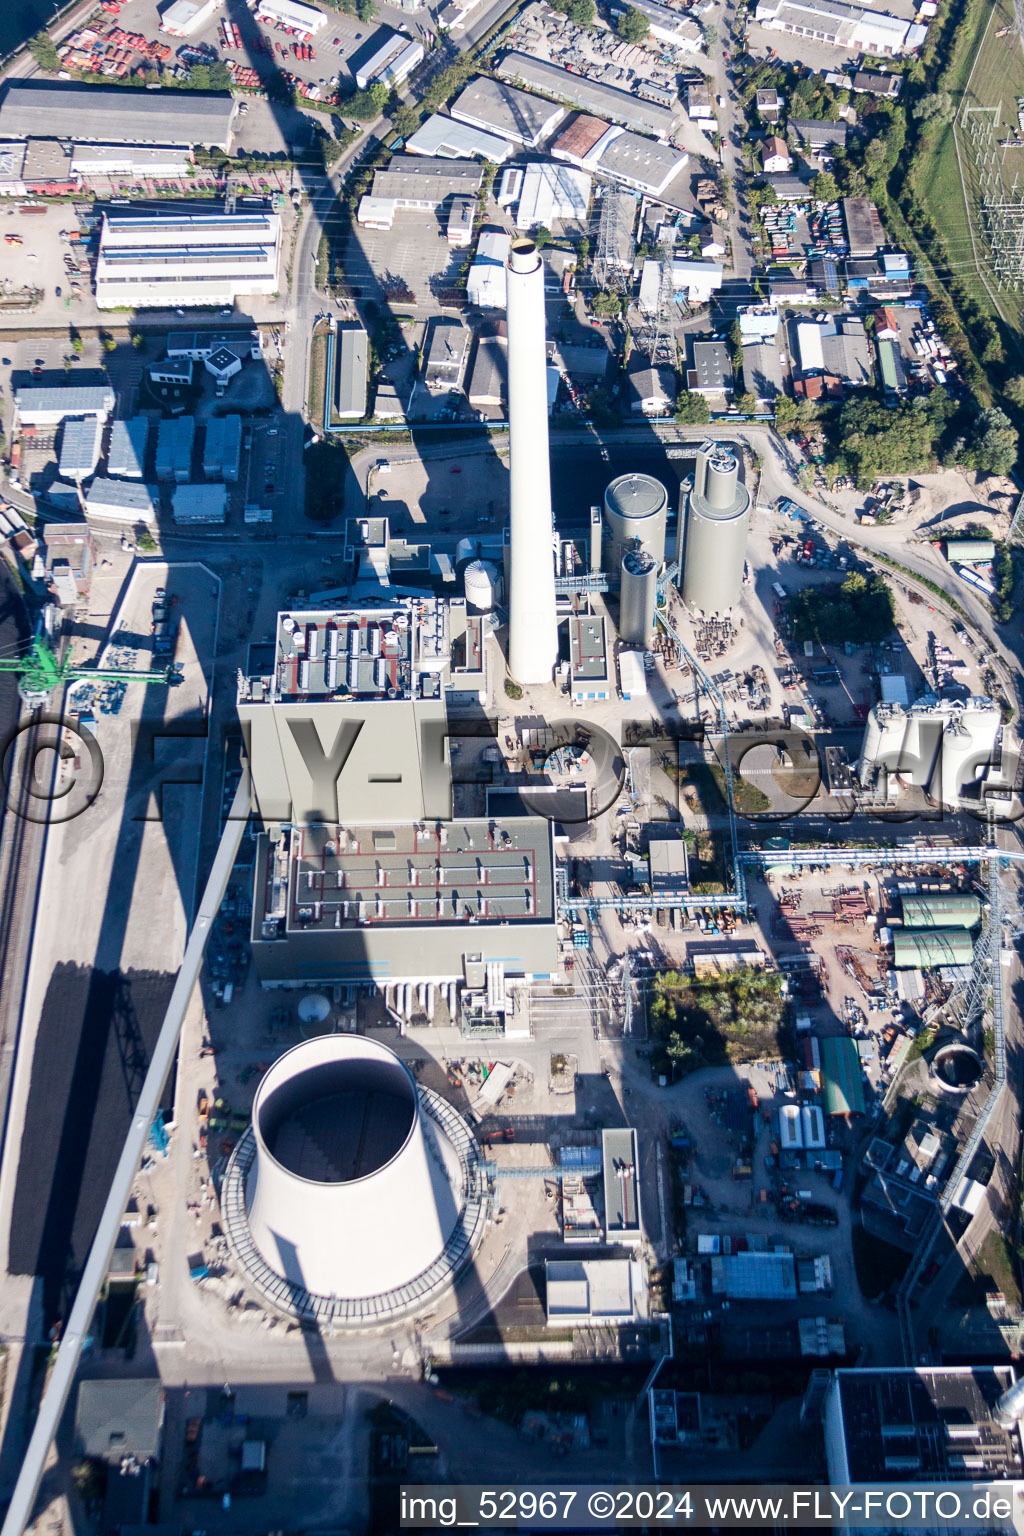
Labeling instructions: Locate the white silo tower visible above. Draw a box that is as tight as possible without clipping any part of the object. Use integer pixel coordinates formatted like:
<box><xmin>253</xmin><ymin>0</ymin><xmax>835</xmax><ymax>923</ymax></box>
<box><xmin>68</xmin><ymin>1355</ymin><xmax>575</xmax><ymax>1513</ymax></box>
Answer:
<box><xmin>464</xmin><ymin>559</ymin><xmax>498</xmax><ymax>613</ymax></box>
<box><xmin>505</xmin><ymin>238</ymin><xmax>558</xmax><ymax>684</ymax></box>
<box><xmin>235</xmin><ymin>1035</ymin><xmax>478</xmax><ymax>1313</ymax></box>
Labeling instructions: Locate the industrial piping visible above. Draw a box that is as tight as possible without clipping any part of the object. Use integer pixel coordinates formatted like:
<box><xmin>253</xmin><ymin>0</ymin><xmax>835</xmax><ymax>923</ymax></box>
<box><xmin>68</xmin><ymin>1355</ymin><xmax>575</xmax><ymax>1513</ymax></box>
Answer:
<box><xmin>505</xmin><ymin>237</ymin><xmax>558</xmax><ymax>684</ymax></box>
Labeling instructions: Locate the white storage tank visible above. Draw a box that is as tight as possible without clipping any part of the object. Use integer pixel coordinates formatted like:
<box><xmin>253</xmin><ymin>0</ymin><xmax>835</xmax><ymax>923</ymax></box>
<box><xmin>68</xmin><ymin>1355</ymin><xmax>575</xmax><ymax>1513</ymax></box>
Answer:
<box><xmin>464</xmin><ymin>559</ymin><xmax>498</xmax><ymax>613</ymax></box>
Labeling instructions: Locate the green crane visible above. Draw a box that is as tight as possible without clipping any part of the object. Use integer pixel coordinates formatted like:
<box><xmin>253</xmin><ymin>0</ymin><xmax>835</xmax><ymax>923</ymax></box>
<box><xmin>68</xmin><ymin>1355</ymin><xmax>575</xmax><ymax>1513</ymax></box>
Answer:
<box><xmin>0</xmin><ymin>633</ymin><xmax>181</xmax><ymax>708</ymax></box>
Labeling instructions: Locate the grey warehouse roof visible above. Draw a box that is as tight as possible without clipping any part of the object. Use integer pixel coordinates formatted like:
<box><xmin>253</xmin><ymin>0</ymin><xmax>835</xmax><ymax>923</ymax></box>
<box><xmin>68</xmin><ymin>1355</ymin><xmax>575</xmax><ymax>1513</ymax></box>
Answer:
<box><xmin>85</xmin><ymin>478</ymin><xmax>158</xmax><ymax>514</ymax></box>
<box><xmin>337</xmin><ymin>324</ymin><xmax>369</xmax><ymax>419</ymax></box>
<box><xmin>75</xmin><ymin>1379</ymin><xmax>164</xmax><ymax>1464</ymax></box>
<box><xmin>496</xmin><ymin>53</ymin><xmax>678</xmax><ymax>139</ymax></box>
<box><xmin>371</xmin><ymin>155</ymin><xmax>483</xmax><ymax>205</ymax></box>
<box><xmin>58</xmin><ymin>417</ymin><xmax>102</xmax><ymax>478</ymax></box>
<box><xmin>107</xmin><ymin>417</ymin><xmax>149</xmax><ymax>478</ymax></box>
<box><xmin>0</xmin><ymin>82</ymin><xmax>235</xmax><ymax>148</ymax></box>
<box><xmin>15</xmin><ymin>383</ymin><xmax>115</xmax><ymax>417</ymax></box>
<box><xmin>450</xmin><ymin>75</ymin><xmax>565</xmax><ymax>146</ymax></box>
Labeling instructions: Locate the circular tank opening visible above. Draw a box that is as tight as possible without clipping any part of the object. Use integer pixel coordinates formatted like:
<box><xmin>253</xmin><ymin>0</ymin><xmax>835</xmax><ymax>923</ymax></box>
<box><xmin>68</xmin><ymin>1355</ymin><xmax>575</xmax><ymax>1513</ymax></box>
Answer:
<box><xmin>257</xmin><ymin>1053</ymin><xmax>417</xmax><ymax>1184</ymax></box>
<box><xmin>933</xmin><ymin>1042</ymin><xmax>983</xmax><ymax>1092</ymax></box>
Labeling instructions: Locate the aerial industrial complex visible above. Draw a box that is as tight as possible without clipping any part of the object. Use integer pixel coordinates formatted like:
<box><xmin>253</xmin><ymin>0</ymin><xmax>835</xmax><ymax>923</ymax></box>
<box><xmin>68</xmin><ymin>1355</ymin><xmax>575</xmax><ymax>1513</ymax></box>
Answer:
<box><xmin>2</xmin><ymin>0</ymin><xmax>1024</xmax><ymax>1527</ymax></box>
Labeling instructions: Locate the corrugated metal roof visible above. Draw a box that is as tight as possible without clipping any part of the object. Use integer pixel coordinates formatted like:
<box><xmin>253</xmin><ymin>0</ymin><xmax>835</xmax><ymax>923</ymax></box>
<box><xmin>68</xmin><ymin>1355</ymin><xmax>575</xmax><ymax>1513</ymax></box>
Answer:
<box><xmin>821</xmin><ymin>1036</ymin><xmax>866</xmax><ymax>1116</ymax></box>
<box><xmin>893</xmin><ymin>928</ymin><xmax>975</xmax><ymax>968</ymax></box>
<box><xmin>0</xmin><ymin>82</ymin><xmax>235</xmax><ymax>147</ymax></box>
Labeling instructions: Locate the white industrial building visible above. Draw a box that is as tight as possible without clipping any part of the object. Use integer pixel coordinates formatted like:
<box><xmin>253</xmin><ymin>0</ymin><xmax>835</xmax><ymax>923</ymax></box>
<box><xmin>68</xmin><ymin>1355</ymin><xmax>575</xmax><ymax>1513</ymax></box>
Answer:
<box><xmin>857</xmin><ymin>696</ymin><xmax>1007</xmax><ymax>810</ymax></box>
<box><xmin>255</xmin><ymin>0</ymin><xmax>327</xmax><ymax>35</ymax></box>
<box><xmin>159</xmin><ymin>0</ymin><xmax>223</xmax><ymax>36</ymax></box>
<box><xmin>607</xmin><ymin>0</ymin><xmax>703</xmax><ymax>49</ymax></box>
<box><xmin>14</xmin><ymin>383</ymin><xmax>115</xmax><ymax>427</ymax></box>
<box><xmin>95</xmin><ymin>211</ymin><xmax>281</xmax><ymax>309</ymax></box>
<box><xmin>84</xmin><ymin>478</ymin><xmax>158</xmax><ymax>524</ymax></box>
<box><xmin>670</xmin><ymin>259</ymin><xmax>724</xmax><ymax>303</ymax></box>
<box><xmin>552</xmin><ymin>117</ymin><xmax>688</xmax><ymax>197</ymax></box>
<box><xmin>71</xmin><ymin>145</ymin><xmax>193</xmax><ymax>179</ymax></box>
<box><xmin>405</xmin><ymin>113</ymin><xmax>512</xmax><ymax>163</ymax></box>
<box><xmin>167</xmin><ymin>329</ymin><xmax>261</xmax><ymax>362</ymax></box>
<box><xmin>545</xmin><ymin>1258</ymin><xmax>648</xmax><ymax>1325</ymax></box>
<box><xmin>451</xmin><ymin>76</ymin><xmax>565</xmax><ymax>147</ymax></box>
<box><xmin>516</xmin><ymin>163</ymin><xmax>591</xmax><ymax>230</ymax></box>
<box><xmin>355</xmin><ymin>32</ymin><xmax>424</xmax><ymax>90</ymax></box>
<box><xmin>467</xmin><ymin>230</ymin><xmax>511</xmax><ymax>308</ymax></box>
<box><xmin>754</xmin><ymin>0</ymin><xmax>925</xmax><ymax>54</ymax></box>
<box><xmin>739</xmin><ymin>303</ymin><xmax>781</xmax><ymax>340</ymax></box>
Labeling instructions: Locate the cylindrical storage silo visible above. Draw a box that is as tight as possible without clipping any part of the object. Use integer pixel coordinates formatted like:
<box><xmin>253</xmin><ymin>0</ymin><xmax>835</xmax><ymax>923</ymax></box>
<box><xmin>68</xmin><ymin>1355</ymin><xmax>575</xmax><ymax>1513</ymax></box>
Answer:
<box><xmin>245</xmin><ymin>1035</ymin><xmax>464</xmax><ymax>1300</ymax></box>
<box><xmin>680</xmin><ymin>444</ymin><xmax>750</xmax><ymax>613</ymax></box>
<box><xmin>464</xmin><ymin>559</ymin><xmax>497</xmax><ymax>613</ymax></box>
<box><xmin>602</xmin><ymin>473</ymin><xmax>668</xmax><ymax>573</ymax></box>
<box><xmin>619</xmin><ymin>547</ymin><xmax>658</xmax><ymax>647</ymax></box>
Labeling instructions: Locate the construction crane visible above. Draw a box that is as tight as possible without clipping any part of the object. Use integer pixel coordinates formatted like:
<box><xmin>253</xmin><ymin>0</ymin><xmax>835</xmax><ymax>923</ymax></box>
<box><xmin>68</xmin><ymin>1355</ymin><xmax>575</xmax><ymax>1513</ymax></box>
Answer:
<box><xmin>0</xmin><ymin>632</ymin><xmax>181</xmax><ymax>708</ymax></box>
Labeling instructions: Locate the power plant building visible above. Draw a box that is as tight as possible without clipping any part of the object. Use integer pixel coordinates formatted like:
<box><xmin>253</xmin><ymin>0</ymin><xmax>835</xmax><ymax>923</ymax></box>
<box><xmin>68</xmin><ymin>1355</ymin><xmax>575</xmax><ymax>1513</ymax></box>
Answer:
<box><xmin>823</xmin><ymin>1368</ymin><xmax>1024</xmax><ymax>1485</ymax></box>
<box><xmin>679</xmin><ymin>441</ymin><xmax>751</xmax><ymax>613</ymax></box>
<box><xmin>237</xmin><ymin>599</ymin><xmax>557</xmax><ymax>986</ymax></box>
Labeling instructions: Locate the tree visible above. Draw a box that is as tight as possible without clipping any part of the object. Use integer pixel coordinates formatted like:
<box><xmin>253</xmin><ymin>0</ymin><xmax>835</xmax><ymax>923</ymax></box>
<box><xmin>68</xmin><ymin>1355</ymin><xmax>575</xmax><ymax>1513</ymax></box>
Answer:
<box><xmin>962</xmin><ymin>407</ymin><xmax>1018</xmax><ymax>478</ymax></box>
<box><xmin>704</xmin><ymin>22</ymin><xmax>718</xmax><ymax>46</ymax></box>
<box><xmin>533</xmin><ymin>225</ymin><xmax>552</xmax><ymax>249</ymax></box>
<box><xmin>790</xmin><ymin>572</ymin><xmax>895</xmax><ymax>645</ymax></box>
<box><xmin>774</xmin><ymin>394</ymin><xmax>798</xmax><ymax>430</ymax></box>
<box><xmin>1005</xmin><ymin>376</ymin><xmax>1024</xmax><ymax>409</ymax></box>
<box><xmin>101</xmin><ymin>336</ymin><xmax>117</xmax><ymax>353</ymax></box>
<box><xmin>551</xmin><ymin>0</ymin><xmax>595</xmax><ymax>23</ymax></box>
<box><xmin>70</xmin><ymin>335</ymin><xmax>84</xmax><ymax>355</ymax></box>
<box><xmin>592</xmin><ymin>289</ymin><xmax>623</xmax><ymax>318</ymax></box>
<box><xmin>28</xmin><ymin>31</ymin><xmax>59</xmax><ymax>71</ymax></box>
<box><xmin>835</xmin><ymin>396</ymin><xmax>939</xmax><ymax>485</ymax></box>
<box><xmin>913</xmin><ymin>91</ymin><xmax>954</xmax><ymax>123</ymax></box>
<box><xmin>616</xmin><ymin>6</ymin><xmax>649</xmax><ymax>42</ymax></box>
<box><xmin>357</xmin><ymin>0</ymin><xmax>375</xmax><ymax>17</ymax></box>
<box><xmin>811</xmin><ymin>171</ymin><xmax>839</xmax><ymax>202</ymax></box>
<box><xmin>736</xmin><ymin>391</ymin><xmax>759</xmax><ymax>416</ymax></box>
<box><xmin>675</xmin><ymin>392</ymin><xmax>711</xmax><ymax>424</ymax></box>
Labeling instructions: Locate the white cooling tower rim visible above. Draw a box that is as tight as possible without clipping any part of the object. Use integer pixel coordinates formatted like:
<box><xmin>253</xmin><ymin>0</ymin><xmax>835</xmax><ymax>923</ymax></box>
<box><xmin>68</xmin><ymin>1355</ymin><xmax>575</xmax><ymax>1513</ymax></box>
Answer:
<box><xmin>251</xmin><ymin>1033</ymin><xmax>418</xmax><ymax>1187</ymax></box>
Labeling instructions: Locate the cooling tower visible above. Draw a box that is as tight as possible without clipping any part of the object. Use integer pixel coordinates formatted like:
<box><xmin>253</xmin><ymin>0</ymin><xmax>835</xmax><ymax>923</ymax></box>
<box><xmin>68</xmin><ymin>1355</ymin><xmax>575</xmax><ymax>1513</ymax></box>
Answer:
<box><xmin>242</xmin><ymin>1035</ymin><xmax>469</xmax><ymax>1304</ymax></box>
<box><xmin>602</xmin><ymin>473</ymin><xmax>667</xmax><ymax>572</ymax></box>
<box><xmin>680</xmin><ymin>442</ymin><xmax>751</xmax><ymax>613</ymax></box>
<box><xmin>506</xmin><ymin>238</ymin><xmax>558</xmax><ymax>684</ymax></box>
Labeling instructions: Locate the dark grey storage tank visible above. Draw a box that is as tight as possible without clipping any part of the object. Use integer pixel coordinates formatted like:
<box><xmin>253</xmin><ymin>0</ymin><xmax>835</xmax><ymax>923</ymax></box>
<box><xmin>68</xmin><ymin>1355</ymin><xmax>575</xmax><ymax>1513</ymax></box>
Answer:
<box><xmin>680</xmin><ymin>442</ymin><xmax>750</xmax><ymax>612</ymax></box>
<box><xmin>603</xmin><ymin>473</ymin><xmax>668</xmax><ymax>572</ymax></box>
<box><xmin>619</xmin><ymin>547</ymin><xmax>658</xmax><ymax>646</ymax></box>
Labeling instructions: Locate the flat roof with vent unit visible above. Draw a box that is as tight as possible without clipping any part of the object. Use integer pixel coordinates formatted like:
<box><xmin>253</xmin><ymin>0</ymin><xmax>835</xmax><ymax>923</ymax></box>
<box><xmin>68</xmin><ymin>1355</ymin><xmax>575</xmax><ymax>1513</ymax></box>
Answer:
<box><xmin>825</xmin><ymin>1368</ymin><xmax>1024</xmax><ymax>1484</ymax></box>
<box><xmin>602</xmin><ymin>1127</ymin><xmax>641</xmax><ymax>1244</ymax></box>
<box><xmin>0</xmin><ymin>82</ymin><xmax>236</xmax><ymax>148</ymax></box>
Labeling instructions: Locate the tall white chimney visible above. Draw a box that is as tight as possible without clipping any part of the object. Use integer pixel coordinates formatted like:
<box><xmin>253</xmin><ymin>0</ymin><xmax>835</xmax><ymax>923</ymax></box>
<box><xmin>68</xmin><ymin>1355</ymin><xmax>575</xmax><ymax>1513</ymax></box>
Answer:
<box><xmin>505</xmin><ymin>238</ymin><xmax>558</xmax><ymax>684</ymax></box>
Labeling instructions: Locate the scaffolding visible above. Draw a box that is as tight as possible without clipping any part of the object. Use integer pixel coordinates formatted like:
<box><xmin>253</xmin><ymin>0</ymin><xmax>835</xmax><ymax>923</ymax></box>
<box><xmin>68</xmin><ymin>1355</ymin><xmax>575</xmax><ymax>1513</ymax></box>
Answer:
<box><xmin>962</xmin><ymin>102</ymin><xmax>1024</xmax><ymax>289</ymax></box>
<box><xmin>593</xmin><ymin>188</ymin><xmax>638</xmax><ymax>292</ymax></box>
